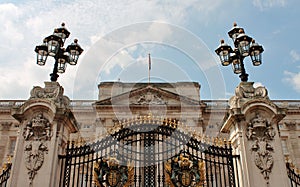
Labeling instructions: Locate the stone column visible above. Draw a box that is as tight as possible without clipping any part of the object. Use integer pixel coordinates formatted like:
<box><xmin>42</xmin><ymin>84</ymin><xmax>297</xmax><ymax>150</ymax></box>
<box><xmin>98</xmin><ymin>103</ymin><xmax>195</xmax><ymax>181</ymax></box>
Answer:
<box><xmin>221</xmin><ymin>82</ymin><xmax>289</xmax><ymax>187</ymax></box>
<box><xmin>8</xmin><ymin>82</ymin><xmax>78</xmax><ymax>187</ymax></box>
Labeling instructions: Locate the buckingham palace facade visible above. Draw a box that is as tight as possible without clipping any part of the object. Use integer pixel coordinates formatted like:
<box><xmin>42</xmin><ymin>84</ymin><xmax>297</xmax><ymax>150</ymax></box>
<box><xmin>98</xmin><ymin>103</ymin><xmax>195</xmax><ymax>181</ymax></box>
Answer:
<box><xmin>0</xmin><ymin>81</ymin><xmax>300</xmax><ymax>187</ymax></box>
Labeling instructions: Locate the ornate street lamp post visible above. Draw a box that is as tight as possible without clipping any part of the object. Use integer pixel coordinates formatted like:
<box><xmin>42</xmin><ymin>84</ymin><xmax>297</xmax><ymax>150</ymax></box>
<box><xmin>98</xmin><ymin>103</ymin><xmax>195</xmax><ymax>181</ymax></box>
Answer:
<box><xmin>34</xmin><ymin>23</ymin><xmax>83</xmax><ymax>82</ymax></box>
<box><xmin>215</xmin><ymin>23</ymin><xmax>264</xmax><ymax>82</ymax></box>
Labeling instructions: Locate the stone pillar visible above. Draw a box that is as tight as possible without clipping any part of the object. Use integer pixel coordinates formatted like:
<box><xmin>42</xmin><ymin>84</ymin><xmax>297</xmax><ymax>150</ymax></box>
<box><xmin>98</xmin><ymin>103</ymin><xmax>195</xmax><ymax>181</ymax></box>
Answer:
<box><xmin>221</xmin><ymin>82</ymin><xmax>289</xmax><ymax>187</ymax></box>
<box><xmin>8</xmin><ymin>82</ymin><xmax>78</xmax><ymax>187</ymax></box>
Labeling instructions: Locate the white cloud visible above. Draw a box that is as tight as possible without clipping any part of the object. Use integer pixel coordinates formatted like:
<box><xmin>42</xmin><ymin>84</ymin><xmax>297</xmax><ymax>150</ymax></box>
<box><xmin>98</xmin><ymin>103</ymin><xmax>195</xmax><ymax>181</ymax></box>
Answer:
<box><xmin>0</xmin><ymin>0</ymin><xmax>226</xmax><ymax>99</ymax></box>
<box><xmin>0</xmin><ymin>4</ymin><xmax>24</xmax><ymax>48</ymax></box>
<box><xmin>283</xmin><ymin>70</ymin><xmax>300</xmax><ymax>93</ymax></box>
<box><xmin>0</xmin><ymin>57</ymin><xmax>48</xmax><ymax>99</ymax></box>
<box><xmin>253</xmin><ymin>0</ymin><xmax>286</xmax><ymax>10</ymax></box>
<box><xmin>70</xmin><ymin>20</ymin><xmax>223</xmax><ymax>99</ymax></box>
<box><xmin>290</xmin><ymin>50</ymin><xmax>300</xmax><ymax>62</ymax></box>
<box><xmin>103</xmin><ymin>49</ymin><xmax>135</xmax><ymax>74</ymax></box>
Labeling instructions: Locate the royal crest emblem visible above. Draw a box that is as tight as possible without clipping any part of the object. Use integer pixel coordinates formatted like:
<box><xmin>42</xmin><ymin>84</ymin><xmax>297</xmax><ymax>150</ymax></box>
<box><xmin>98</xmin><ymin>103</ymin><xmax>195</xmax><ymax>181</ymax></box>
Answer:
<box><xmin>107</xmin><ymin>169</ymin><xmax>120</xmax><ymax>186</ymax></box>
<box><xmin>180</xmin><ymin>170</ymin><xmax>192</xmax><ymax>186</ymax></box>
<box><xmin>165</xmin><ymin>152</ymin><xmax>205</xmax><ymax>187</ymax></box>
<box><xmin>94</xmin><ymin>157</ymin><xmax>134</xmax><ymax>187</ymax></box>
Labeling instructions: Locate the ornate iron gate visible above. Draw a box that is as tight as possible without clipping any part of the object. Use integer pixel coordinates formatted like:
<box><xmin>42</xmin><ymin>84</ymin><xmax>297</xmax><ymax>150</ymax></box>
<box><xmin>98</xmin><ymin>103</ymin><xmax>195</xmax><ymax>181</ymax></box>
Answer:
<box><xmin>286</xmin><ymin>162</ymin><xmax>300</xmax><ymax>186</ymax></box>
<box><xmin>59</xmin><ymin>116</ymin><xmax>237</xmax><ymax>187</ymax></box>
<box><xmin>0</xmin><ymin>162</ymin><xmax>11</xmax><ymax>187</ymax></box>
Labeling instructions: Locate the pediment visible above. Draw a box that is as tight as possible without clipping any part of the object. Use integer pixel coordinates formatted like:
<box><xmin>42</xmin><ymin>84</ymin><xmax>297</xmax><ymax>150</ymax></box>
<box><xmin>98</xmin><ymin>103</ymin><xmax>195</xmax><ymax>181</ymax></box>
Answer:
<box><xmin>94</xmin><ymin>85</ymin><xmax>200</xmax><ymax>106</ymax></box>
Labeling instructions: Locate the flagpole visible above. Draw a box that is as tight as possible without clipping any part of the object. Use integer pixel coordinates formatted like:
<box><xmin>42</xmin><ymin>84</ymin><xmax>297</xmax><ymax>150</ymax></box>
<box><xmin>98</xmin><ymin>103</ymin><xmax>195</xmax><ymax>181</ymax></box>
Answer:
<box><xmin>148</xmin><ymin>53</ymin><xmax>151</xmax><ymax>85</ymax></box>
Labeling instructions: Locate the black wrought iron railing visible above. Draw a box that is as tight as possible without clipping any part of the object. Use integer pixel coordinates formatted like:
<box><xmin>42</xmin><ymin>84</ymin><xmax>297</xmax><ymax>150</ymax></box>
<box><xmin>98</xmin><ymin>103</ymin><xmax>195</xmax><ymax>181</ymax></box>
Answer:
<box><xmin>58</xmin><ymin>116</ymin><xmax>240</xmax><ymax>187</ymax></box>
<box><xmin>0</xmin><ymin>163</ymin><xmax>11</xmax><ymax>187</ymax></box>
<box><xmin>287</xmin><ymin>162</ymin><xmax>300</xmax><ymax>186</ymax></box>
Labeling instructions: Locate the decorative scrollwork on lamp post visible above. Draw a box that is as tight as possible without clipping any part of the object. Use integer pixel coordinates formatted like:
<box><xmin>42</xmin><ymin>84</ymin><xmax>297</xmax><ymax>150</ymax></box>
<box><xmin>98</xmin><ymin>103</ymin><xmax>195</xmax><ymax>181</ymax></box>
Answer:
<box><xmin>215</xmin><ymin>23</ymin><xmax>264</xmax><ymax>82</ymax></box>
<box><xmin>34</xmin><ymin>23</ymin><xmax>83</xmax><ymax>82</ymax></box>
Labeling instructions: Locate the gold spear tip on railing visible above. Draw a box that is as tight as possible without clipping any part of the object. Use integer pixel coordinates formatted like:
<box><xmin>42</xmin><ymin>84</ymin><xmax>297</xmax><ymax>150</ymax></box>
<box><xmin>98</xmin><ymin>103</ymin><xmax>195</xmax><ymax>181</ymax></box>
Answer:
<box><xmin>228</xmin><ymin>140</ymin><xmax>232</xmax><ymax>146</ymax></box>
<box><xmin>285</xmin><ymin>155</ymin><xmax>290</xmax><ymax>163</ymax></box>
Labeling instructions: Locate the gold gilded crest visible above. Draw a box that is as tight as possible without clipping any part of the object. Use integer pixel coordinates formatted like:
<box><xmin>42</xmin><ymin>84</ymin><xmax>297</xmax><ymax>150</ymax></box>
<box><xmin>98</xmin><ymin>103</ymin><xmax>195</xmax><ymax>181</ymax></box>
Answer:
<box><xmin>181</xmin><ymin>170</ymin><xmax>192</xmax><ymax>186</ymax></box>
<box><xmin>107</xmin><ymin>170</ymin><xmax>120</xmax><ymax>187</ymax></box>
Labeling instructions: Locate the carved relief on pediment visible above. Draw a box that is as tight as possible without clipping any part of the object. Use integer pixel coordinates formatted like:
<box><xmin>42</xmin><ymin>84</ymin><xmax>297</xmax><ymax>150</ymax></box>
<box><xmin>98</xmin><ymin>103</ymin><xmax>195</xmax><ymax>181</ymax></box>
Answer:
<box><xmin>132</xmin><ymin>91</ymin><xmax>167</xmax><ymax>105</ymax></box>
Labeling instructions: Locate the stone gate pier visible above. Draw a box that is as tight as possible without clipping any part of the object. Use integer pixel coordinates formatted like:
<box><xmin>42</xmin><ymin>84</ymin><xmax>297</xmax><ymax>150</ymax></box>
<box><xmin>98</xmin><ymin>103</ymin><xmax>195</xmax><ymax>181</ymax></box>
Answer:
<box><xmin>221</xmin><ymin>82</ymin><xmax>289</xmax><ymax>187</ymax></box>
<box><xmin>9</xmin><ymin>82</ymin><xmax>78</xmax><ymax>187</ymax></box>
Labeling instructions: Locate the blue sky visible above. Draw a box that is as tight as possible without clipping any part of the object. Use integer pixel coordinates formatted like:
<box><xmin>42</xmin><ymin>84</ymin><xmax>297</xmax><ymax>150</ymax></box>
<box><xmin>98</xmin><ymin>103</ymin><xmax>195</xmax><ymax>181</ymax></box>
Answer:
<box><xmin>0</xmin><ymin>0</ymin><xmax>299</xmax><ymax>100</ymax></box>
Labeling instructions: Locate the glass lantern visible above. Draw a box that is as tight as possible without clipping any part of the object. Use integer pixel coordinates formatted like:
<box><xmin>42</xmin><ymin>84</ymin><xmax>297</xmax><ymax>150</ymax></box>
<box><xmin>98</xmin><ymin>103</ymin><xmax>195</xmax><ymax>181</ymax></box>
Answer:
<box><xmin>215</xmin><ymin>40</ymin><xmax>233</xmax><ymax>66</ymax></box>
<box><xmin>230</xmin><ymin>53</ymin><xmax>242</xmax><ymax>74</ymax></box>
<box><xmin>34</xmin><ymin>44</ymin><xmax>48</xmax><ymax>66</ymax></box>
<box><xmin>250</xmin><ymin>40</ymin><xmax>264</xmax><ymax>66</ymax></box>
<box><xmin>66</xmin><ymin>39</ymin><xmax>84</xmax><ymax>65</ymax></box>
<box><xmin>44</xmin><ymin>35</ymin><xmax>63</xmax><ymax>57</ymax></box>
<box><xmin>234</xmin><ymin>30</ymin><xmax>252</xmax><ymax>57</ymax></box>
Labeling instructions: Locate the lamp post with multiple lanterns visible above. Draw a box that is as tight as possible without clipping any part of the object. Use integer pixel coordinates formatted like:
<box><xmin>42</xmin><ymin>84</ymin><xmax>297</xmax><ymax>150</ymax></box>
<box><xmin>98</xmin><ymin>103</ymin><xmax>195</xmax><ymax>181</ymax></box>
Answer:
<box><xmin>215</xmin><ymin>23</ymin><xmax>264</xmax><ymax>82</ymax></box>
<box><xmin>34</xmin><ymin>23</ymin><xmax>83</xmax><ymax>82</ymax></box>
